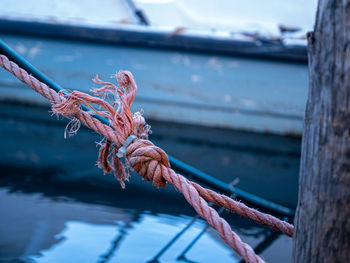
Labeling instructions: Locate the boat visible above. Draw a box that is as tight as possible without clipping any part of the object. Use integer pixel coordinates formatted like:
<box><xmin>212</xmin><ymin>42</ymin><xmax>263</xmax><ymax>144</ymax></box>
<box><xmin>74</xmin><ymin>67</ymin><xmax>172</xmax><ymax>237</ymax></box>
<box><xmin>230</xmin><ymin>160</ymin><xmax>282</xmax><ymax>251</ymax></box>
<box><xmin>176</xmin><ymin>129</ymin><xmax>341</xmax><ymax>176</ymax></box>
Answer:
<box><xmin>0</xmin><ymin>0</ymin><xmax>315</xmax><ymax>135</ymax></box>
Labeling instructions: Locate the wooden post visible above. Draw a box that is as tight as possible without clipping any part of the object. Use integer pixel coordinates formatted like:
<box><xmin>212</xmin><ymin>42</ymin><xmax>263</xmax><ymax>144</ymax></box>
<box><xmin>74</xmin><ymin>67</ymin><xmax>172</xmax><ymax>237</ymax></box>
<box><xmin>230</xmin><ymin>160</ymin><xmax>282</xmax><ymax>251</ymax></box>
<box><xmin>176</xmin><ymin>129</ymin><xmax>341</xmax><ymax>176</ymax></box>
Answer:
<box><xmin>293</xmin><ymin>0</ymin><xmax>350</xmax><ymax>262</ymax></box>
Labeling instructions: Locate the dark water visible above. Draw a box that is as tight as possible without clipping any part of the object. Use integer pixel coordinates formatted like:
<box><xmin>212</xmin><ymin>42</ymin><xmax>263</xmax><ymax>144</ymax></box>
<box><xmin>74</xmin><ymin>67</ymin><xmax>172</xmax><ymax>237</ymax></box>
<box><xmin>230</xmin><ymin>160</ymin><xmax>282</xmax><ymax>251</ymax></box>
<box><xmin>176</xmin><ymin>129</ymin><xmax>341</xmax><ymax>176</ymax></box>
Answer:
<box><xmin>0</xmin><ymin>175</ymin><xmax>292</xmax><ymax>263</ymax></box>
<box><xmin>0</xmin><ymin>102</ymin><xmax>298</xmax><ymax>262</ymax></box>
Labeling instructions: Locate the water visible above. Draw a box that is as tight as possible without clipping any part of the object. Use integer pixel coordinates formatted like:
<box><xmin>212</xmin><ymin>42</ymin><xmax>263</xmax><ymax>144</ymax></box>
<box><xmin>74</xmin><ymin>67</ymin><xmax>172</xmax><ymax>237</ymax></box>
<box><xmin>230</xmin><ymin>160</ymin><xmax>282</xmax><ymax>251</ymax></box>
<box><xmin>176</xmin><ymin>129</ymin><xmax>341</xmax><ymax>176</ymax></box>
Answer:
<box><xmin>0</xmin><ymin>172</ymin><xmax>292</xmax><ymax>263</ymax></box>
<box><xmin>0</xmin><ymin>102</ymin><xmax>297</xmax><ymax>262</ymax></box>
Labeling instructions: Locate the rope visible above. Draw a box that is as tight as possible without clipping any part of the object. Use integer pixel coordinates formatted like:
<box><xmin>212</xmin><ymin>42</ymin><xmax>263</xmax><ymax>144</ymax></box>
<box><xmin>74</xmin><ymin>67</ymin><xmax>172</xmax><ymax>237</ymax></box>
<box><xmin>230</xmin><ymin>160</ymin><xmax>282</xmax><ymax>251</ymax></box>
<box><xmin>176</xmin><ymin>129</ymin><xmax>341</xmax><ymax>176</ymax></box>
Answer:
<box><xmin>189</xmin><ymin>181</ymin><xmax>294</xmax><ymax>237</ymax></box>
<box><xmin>0</xmin><ymin>54</ymin><xmax>294</xmax><ymax>262</ymax></box>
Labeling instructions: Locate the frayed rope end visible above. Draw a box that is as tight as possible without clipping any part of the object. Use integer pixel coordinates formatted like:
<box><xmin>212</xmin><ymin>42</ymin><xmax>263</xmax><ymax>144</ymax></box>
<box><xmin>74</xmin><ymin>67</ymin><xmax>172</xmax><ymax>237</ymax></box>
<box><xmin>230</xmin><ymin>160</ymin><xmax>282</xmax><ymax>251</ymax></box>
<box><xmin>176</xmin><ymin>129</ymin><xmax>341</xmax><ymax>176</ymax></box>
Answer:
<box><xmin>53</xmin><ymin>71</ymin><xmax>151</xmax><ymax>188</ymax></box>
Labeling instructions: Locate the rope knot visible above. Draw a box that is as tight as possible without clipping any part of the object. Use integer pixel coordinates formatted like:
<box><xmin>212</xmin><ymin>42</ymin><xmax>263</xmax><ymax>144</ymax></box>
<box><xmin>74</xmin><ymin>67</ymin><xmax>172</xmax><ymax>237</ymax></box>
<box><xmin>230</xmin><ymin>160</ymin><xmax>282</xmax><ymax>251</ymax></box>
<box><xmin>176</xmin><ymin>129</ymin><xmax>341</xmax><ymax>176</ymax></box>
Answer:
<box><xmin>126</xmin><ymin>139</ymin><xmax>170</xmax><ymax>188</ymax></box>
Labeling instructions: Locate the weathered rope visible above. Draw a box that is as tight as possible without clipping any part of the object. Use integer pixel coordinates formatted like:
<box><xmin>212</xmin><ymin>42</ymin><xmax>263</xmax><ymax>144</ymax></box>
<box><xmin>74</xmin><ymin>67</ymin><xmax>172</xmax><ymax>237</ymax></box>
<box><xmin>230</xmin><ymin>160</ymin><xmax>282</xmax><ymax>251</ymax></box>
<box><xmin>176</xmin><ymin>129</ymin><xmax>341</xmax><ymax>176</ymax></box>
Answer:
<box><xmin>0</xmin><ymin>54</ymin><xmax>294</xmax><ymax>262</ymax></box>
<box><xmin>188</xmin><ymin>181</ymin><xmax>294</xmax><ymax>237</ymax></box>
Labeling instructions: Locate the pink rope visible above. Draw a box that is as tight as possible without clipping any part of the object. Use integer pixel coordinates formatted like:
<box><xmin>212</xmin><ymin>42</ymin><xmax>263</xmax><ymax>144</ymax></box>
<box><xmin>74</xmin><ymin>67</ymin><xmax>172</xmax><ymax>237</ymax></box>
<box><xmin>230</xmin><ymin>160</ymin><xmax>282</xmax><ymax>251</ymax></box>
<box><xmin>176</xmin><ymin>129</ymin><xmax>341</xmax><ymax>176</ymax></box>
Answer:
<box><xmin>0</xmin><ymin>54</ymin><xmax>294</xmax><ymax>262</ymax></box>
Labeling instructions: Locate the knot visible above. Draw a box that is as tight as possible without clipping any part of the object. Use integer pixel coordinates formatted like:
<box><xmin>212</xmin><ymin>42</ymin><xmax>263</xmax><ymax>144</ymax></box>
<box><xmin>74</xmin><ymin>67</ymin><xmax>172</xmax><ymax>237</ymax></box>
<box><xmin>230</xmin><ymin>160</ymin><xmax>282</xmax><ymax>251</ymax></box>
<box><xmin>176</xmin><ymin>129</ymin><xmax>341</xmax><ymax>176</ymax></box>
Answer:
<box><xmin>126</xmin><ymin>139</ymin><xmax>170</xmax><ymax>188</ymax></box>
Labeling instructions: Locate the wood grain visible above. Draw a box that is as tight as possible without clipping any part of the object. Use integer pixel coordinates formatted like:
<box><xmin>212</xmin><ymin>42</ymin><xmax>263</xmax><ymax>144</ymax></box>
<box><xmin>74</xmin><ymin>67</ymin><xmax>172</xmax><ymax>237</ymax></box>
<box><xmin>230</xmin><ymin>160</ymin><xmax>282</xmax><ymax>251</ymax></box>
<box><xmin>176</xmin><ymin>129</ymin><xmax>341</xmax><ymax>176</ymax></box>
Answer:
<box><xmin>293</xmin><ymin>0</ymin><xmax>350</xmax><ymax>262</ymax></box>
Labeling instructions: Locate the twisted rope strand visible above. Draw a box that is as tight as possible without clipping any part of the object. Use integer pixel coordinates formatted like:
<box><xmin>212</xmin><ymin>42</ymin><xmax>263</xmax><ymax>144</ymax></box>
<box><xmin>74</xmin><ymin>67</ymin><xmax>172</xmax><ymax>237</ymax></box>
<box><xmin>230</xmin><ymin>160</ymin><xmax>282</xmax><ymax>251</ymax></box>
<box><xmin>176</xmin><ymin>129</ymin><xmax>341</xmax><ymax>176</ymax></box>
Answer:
<box><xmin>0</xmin><ymin>53</ymin><xmax>294</xmax><ymax>262</ymax></box>
<box><xmin>188</xmin><ymin>181</ymin><xmax>293</xmax><ymax>236</ymax></box>
<box><xmin>0</xmin><ymin>54</ymin><xmax>120</xmax><ymax>145</ymax></box>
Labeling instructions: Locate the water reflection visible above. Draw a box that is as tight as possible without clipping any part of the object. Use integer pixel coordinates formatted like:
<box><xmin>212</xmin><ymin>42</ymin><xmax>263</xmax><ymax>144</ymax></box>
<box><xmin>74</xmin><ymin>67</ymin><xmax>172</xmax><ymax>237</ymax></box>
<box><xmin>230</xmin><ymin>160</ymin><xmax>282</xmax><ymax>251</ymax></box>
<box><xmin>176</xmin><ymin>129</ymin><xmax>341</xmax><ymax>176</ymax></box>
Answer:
<box><xmin>0</xmin><ymin>178</ymin><xmax>291</xmax><ymax>263</ymax></box>
<box><xmin>0</xmin><ymin>188</ymin><xmax>235</xmax><ymax>263</ymax></box>
<box><xmin>28</xmin><ymin>216</ymin><xmax>240</xmax><ymax>263</ymax></box>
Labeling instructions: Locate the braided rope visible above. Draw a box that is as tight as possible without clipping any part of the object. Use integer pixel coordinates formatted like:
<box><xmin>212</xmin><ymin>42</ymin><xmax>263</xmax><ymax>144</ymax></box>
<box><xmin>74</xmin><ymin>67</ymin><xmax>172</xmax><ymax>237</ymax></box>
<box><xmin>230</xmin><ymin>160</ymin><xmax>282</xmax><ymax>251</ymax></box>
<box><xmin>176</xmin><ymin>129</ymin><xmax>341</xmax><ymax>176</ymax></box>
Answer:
<box><xmin>0</xmin><ymin>53</ymin><xmax>294</xmax><ymax>262</ymax></box>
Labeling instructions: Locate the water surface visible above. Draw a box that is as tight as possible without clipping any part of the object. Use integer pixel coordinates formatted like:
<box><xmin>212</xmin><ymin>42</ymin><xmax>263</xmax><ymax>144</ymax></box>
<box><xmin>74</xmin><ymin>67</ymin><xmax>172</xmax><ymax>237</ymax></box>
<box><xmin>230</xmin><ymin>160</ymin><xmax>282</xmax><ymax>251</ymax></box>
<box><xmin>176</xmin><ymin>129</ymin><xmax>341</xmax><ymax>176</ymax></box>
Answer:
<box><xmin>0</xmin><ymin>175</ymin><xmax>292</xmax><ymax>263</ymax></box>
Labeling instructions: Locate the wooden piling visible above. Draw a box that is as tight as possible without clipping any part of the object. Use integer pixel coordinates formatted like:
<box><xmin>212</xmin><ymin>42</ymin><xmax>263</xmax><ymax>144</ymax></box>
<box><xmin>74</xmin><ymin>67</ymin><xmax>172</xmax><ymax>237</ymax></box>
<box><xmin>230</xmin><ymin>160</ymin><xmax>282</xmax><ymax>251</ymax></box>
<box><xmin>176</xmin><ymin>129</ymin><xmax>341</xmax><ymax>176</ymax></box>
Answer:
<box><xmin>293</xmin><ymin>0</ymin><xmax>350</xmax><ymax>262</ymax></box>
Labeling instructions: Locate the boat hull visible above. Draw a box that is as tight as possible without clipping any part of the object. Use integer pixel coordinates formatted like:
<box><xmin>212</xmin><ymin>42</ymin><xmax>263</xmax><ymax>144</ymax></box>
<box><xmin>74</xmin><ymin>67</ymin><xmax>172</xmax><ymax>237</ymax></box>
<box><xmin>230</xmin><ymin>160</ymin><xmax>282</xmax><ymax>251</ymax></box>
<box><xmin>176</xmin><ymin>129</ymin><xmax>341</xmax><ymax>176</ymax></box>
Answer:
<box><xmin>0</xmin><ymin>34</ymin><xmax>308</xmax><ymax>135</ymax></box>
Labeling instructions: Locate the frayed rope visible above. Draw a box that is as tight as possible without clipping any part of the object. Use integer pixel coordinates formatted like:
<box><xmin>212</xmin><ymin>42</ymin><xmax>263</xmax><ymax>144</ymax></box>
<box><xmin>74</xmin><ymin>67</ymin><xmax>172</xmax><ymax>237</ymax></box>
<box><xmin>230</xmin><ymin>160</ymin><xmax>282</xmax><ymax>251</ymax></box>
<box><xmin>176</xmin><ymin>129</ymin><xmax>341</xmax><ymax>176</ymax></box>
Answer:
<box><xmin>52</xmin><ymin>71</ymin><xmax>150</xmax><ymax>188</ymax></box>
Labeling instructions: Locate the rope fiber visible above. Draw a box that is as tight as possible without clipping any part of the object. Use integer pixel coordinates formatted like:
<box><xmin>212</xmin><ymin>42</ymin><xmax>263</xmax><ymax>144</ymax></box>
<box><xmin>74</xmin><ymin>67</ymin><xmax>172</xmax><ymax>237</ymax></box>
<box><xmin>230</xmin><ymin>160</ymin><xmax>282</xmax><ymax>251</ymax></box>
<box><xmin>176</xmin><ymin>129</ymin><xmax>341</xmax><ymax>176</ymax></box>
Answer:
<box><xmin>0</xmin><ymin>54</ymin><xmax>294</xmax><ymax>263</ymax></box>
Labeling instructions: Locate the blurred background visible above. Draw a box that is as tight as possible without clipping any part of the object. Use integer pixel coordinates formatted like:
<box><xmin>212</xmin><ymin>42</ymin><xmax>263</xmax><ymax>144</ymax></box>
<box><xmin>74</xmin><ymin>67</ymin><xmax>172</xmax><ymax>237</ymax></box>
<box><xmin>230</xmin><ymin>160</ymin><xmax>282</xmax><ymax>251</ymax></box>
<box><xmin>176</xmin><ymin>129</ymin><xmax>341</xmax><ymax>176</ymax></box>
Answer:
<box><xmin>0</xmin><ymin>1</ymin><xmax>317</xmax><ymax>262</ymax></box>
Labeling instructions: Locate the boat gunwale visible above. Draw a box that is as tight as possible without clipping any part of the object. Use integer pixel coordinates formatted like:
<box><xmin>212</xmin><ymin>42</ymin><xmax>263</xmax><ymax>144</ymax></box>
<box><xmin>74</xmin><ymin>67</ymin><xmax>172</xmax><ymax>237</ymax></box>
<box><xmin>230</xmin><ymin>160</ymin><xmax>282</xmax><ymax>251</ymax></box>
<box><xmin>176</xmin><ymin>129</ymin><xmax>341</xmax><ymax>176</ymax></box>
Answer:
<box><xmin>0</xmin><ymin>19</ymin><xmax>308</xmax><ymax>63</ymax></box>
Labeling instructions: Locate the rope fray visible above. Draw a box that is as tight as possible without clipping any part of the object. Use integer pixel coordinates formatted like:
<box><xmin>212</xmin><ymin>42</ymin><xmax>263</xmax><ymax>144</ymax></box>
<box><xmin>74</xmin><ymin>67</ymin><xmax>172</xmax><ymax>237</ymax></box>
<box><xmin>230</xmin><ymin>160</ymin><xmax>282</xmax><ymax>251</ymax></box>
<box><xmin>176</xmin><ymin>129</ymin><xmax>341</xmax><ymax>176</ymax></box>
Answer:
<box><xmin>52</xmin><ymin>71</ymin><xmax>150</xmax><ymax>188</ymax></box>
